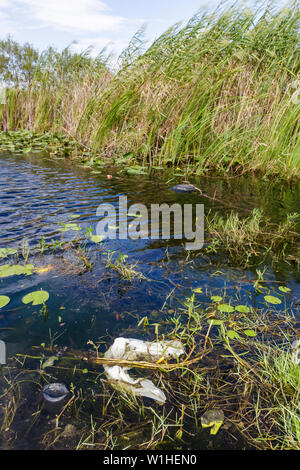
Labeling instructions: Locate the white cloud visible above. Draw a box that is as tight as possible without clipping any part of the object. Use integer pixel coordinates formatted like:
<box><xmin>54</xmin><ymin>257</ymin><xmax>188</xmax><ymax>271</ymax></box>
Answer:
<box><xmin>71</xmin><ymin>36</ymin><xmax>128</xmax><ymax>59</ymax></box>
<box><xmin>15</xmin><ymin>0</ymin><xmax>124</xmax><ymax>33</ymax></box>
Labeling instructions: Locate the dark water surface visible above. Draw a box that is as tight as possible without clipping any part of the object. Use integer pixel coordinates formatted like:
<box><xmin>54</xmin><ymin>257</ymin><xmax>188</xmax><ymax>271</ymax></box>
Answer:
<box><xmin>0</xmin><ymin>153</ymin><xmax>299</xmax><ymax>449</ymax></box>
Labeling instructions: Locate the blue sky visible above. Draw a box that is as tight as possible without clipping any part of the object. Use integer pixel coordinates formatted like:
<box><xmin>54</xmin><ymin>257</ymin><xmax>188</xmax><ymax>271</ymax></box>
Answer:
<box><xmin>0</xmin><ymin>0</ymin><xmax>289</xmax><ymax>59</ymax></box>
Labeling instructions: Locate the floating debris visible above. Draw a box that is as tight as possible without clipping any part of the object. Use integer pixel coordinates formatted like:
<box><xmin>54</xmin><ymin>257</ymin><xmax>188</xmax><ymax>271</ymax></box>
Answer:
<box><xmin>170</xmin><ymin>184</ymin><xmax>196</xmax><ymax>193</ymax></box>
<box><xmin>201</xmin><ymin>409</ymin><xmax>225</xmax><ymax>435</ymax></box>
<box><xmin>42</xmin><ymin>383</ymin><xmax>69</xmax><ymax>403</ymax></box>
<box><xmin>104</xmin><ymin>338</ymin><xmax>185</xmax><ymax>404</ymax></box>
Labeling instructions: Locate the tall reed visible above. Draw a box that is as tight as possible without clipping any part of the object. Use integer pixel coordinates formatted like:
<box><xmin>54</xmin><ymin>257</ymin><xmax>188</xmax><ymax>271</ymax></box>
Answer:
<box><xmin>1</xmin><ymin>2</ymin><xmax>299</xmax><ymax>177</ymax></box>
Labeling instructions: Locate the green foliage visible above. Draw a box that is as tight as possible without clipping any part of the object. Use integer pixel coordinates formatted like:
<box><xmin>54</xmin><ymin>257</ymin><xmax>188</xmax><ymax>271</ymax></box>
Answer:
<box><xmin>22</xmin><ymin>290</ymin><xmax>49</xmax><ymax>306</ymax></box>
<box><xmin>0</xmin><ymin>36</ymin><xmax>39</xmax><ymax>86</ymax></box>
<box><xmin>0</xmin><ymin>295</ymin><xmax>10</xmax><ymax>309</ymax></box>
<box><xmin>0</xmin><ymin>3</ymin><xmax>299</xmax><ymax>177</ymax></box>
<box><xmin>0</xmin><ymin>264</ymin><xmax>34</xmax><ymax>277</ymax></box>
<box><xmin>0</xmin><ymin>247</ymin><xmax>17</xmax><ymax>258</ymax></box>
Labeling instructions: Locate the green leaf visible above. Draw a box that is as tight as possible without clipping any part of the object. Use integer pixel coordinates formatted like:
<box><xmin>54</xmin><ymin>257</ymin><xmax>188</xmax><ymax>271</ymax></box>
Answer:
<box><xmin>126</xmin><ymin>167</ymin><xmax>147</xmax><ymax>175</ymax></box>
<box><xmin>264</xmin><ymin>295</ymin><xmax>282</xmax><ymax>305</ymax></box>
<box><xmin>42</xmin><ymin>356</ymin><xmax>58</xmax><ymax>369</ymax></box>
<box><xmin>22</xmin><ymin>290</ymin><xmax>49</xmax><ymax>306</ymax></box>
<box><xmin>235</xmin><ymin>305</ymin><xmax>250</xmax><ymax>313</ymax></box>
<box><xmin>278</xmin><ymin>286</ymin><xmax>291</xmax><ymax>293</ymax></box>
<box><xmin>244</xmin><ymin>329</ymin><xmax>257</xmax><ymax>337</ymax></box>
<box><xmin>193</xmin><ymin>287</ymin><xmax>203</xmax><ymax>293</ymax></box>
<box><xmin>90</xmin><ymin>234</ymin><xmax>104</xmax><ymax>243</ymax></box>
<box><xmin>227</xmin><ymin>330</ymin><xmax>241</xmax><ymax>340</ymax></box>
<box><xmin>0</xmin><ymin>295</ymin><xmax>10</xmax><ymax>309</ymax></box>
<box><xmin>0</xmin><ymin>248</ymin><xmax>17</xmax><ymax>259</ymax></box>
<box><xmin>211</xmin><ymin>296</ymin><xmax>223</xmax><ymax>303</ymax></box>
<box><xmin>0</xmin><ymin>264</ymin><xmax>34</xmax><ymax>278</ymax></box>
<box><xmin>217</xmin><ymin>304</ymin><xmax>234</xmax><ymax>313</ymax></box>
<box><xmin>207</xmin><ymin>319</ymin><xmax>224</xmax><ymax>325</ymax></box>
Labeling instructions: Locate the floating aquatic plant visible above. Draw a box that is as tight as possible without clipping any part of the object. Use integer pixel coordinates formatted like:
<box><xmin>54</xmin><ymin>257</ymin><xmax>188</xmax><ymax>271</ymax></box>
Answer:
<box><xmin>0</xmin><ymin>248</ymin><xmax>17</xmax><ymax>259</ymax></box>
<box><xmin>0</xmin><ymin>264</ymin><xmax>34</xmax><ymax>277</ymax></box>
<box><xmin>22</xmin><ymin>290</ymin><xmax>49</xmax><ymax>306</ymax></box>
<box><xmin>0</xmin><ymin>295</ymin><xmax>10</xmax><ymax>308</ymax></box>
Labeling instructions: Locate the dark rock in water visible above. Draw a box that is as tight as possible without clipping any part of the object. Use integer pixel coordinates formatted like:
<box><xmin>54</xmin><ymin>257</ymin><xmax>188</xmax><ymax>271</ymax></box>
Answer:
<box><xmin>42</xmin><ymin>383</ymin><xmax>69</xmax><ymax>403</ymax></box>
<box><xmin>170</xmin><ymin>184</ymin><xmax>196</xmax><ymax>193</ymax></box>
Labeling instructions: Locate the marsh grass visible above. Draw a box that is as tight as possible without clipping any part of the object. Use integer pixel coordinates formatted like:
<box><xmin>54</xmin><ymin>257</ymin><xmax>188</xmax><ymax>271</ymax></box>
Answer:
<box><xmin>1</xmin><ymin>2</ymin><xmax>299</xmax><ymax>177</ymax></box>
<box><xmin>205</xmin><ymin>208</ymin><xmax>300</xmax><ymax>265</ymax></box>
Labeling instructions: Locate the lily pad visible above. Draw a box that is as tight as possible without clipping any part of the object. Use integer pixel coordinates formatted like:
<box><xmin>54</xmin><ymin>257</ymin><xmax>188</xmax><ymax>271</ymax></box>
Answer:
<box><xmin>235</xmin><ymin>305</ymin><xmax>250</xmax><ymax>313</ymax></box>
<box><xmin>90</xmin><ymin>234</ymin><xmax>105</xmax><ymax>243</ymax></box>
<box><xmin>278</xmin><ymin>286</ymin><xmax>291</xmax><ymax>293</ymax></box>
<box><xmin>0</xmin><ymin>248</ymin><xmax>17</xmax><ymax>259</ymax></box>
<box><xmin>217</xmin><ymin>304</ymin><xmax>234</xmax><ymax>313</ymax></box>
<box><xmin>0</xmin><ymin>264</ymin><xmax>35</xmax><ymax>278</ymax></box>
<box><xmin>211</xmin><ymin>296</ymin><xmax>223</xmax><ymax>303</ymax></box>
<box><xmin>0</xmin><ymin>295</ymin><xmax>10</xmax><ymax>309</ymax></box>
<box><xmin>264</xmin><ymin>295</ymin><xmax>282</xmax><ymax>305</ymax></box>
<box><xmin>22</xmin><ymin>290</ymin><xmax>49</xmax><ymax>306</ymax></box>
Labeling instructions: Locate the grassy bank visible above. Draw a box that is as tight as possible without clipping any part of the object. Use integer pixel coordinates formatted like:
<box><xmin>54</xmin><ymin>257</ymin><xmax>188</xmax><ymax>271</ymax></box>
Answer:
<box><xmin>0</xmin><ymin>2</ymin><xmax>299</xmax><ymax>177</ymax></box>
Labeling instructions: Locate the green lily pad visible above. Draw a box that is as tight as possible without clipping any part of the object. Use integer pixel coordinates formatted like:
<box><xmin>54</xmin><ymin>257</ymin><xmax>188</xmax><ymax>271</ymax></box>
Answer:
<box><xmin>235</xmin><ymin>305</ymin><xmax>250</xmax><ymax>313</ymax></box>
<box><xmin>217</xmin><ymin>304</ymin><xmax>234</xmax><ymax>313</ymax></box>
<box><xmin>0</xmin><ymin>264</ymin><xmax>34</xmax><ymax>278</ymax></box>
<box><xmin>0</xmin><ymin>248</ymin><xmax>18</xmax><ymax>259</ymax></box>
<box><xmin>278</xmin><ymin>286</ymin><xmax>291</xmax><ymax>293</ymax></box>
<box><xmin>90</xmin><ymin>234</ymin><xmax>105</xmax><ymax>243</ymax></box>
<box><xmin>201</xmin><ymin>409</ymin><xmax>224</xmax><ymax>435</ymax></box>
<box><xmin>0</xmin><ymin>295</ymin><xmax>10</xmax><ymax>309</ymax></box>
<box><xmin>22</xmin><ymin>290</ymin><xmax>49</xmax><ymax>306</ymax></box>
<box><xmin>211</xmin><ymin>296</ymin><xmax>223</xmax><ymax>303</ymax></box>
<box><xmin>264</xmin><ymin>295</ymin><xmax>282</xmax><ymax>305</ymax></box>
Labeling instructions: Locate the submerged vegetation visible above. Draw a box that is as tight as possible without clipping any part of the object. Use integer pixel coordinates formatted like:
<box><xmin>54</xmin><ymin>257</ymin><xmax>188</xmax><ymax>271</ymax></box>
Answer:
<box><xmin>0</xmin><ymin>2</ymin><xmax>299</xmax><ymax>177</ymax></box>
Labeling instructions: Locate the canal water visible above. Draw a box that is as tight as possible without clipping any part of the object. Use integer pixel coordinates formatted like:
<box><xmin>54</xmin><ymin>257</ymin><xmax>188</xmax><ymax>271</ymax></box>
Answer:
<box><xmin>0</xmin><ymin>153</ymin><xmax>299</xmax><ymax>449</ymax></box>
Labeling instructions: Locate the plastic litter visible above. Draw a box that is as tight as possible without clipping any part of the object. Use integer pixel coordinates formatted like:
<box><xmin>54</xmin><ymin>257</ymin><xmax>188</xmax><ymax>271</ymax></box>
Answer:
<box><xmin>42</xmin><ymin>383</ymin><xmax>69</xmax><ymax>403</ymax></box>
<box><xmin>201</xmin><ymin>409</ymin><xmax>224</xmax><ymax>435</ymax></box>
<box><xmin>104</xmin><ymin>337</ymin><xmax>185</xmax><ymax>404</ymax></box>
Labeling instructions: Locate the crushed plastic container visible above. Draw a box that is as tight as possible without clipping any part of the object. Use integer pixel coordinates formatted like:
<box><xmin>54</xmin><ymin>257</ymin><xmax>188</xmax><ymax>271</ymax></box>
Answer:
<box><xmin>104</xmin><ymin>338</ymin><xmax>185</xmax><ymax>404</ymax></box>
<box><xmin>42</xmin><ymin>383</ymin><xmax>69</xmax><ymax>403</ymax></box>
